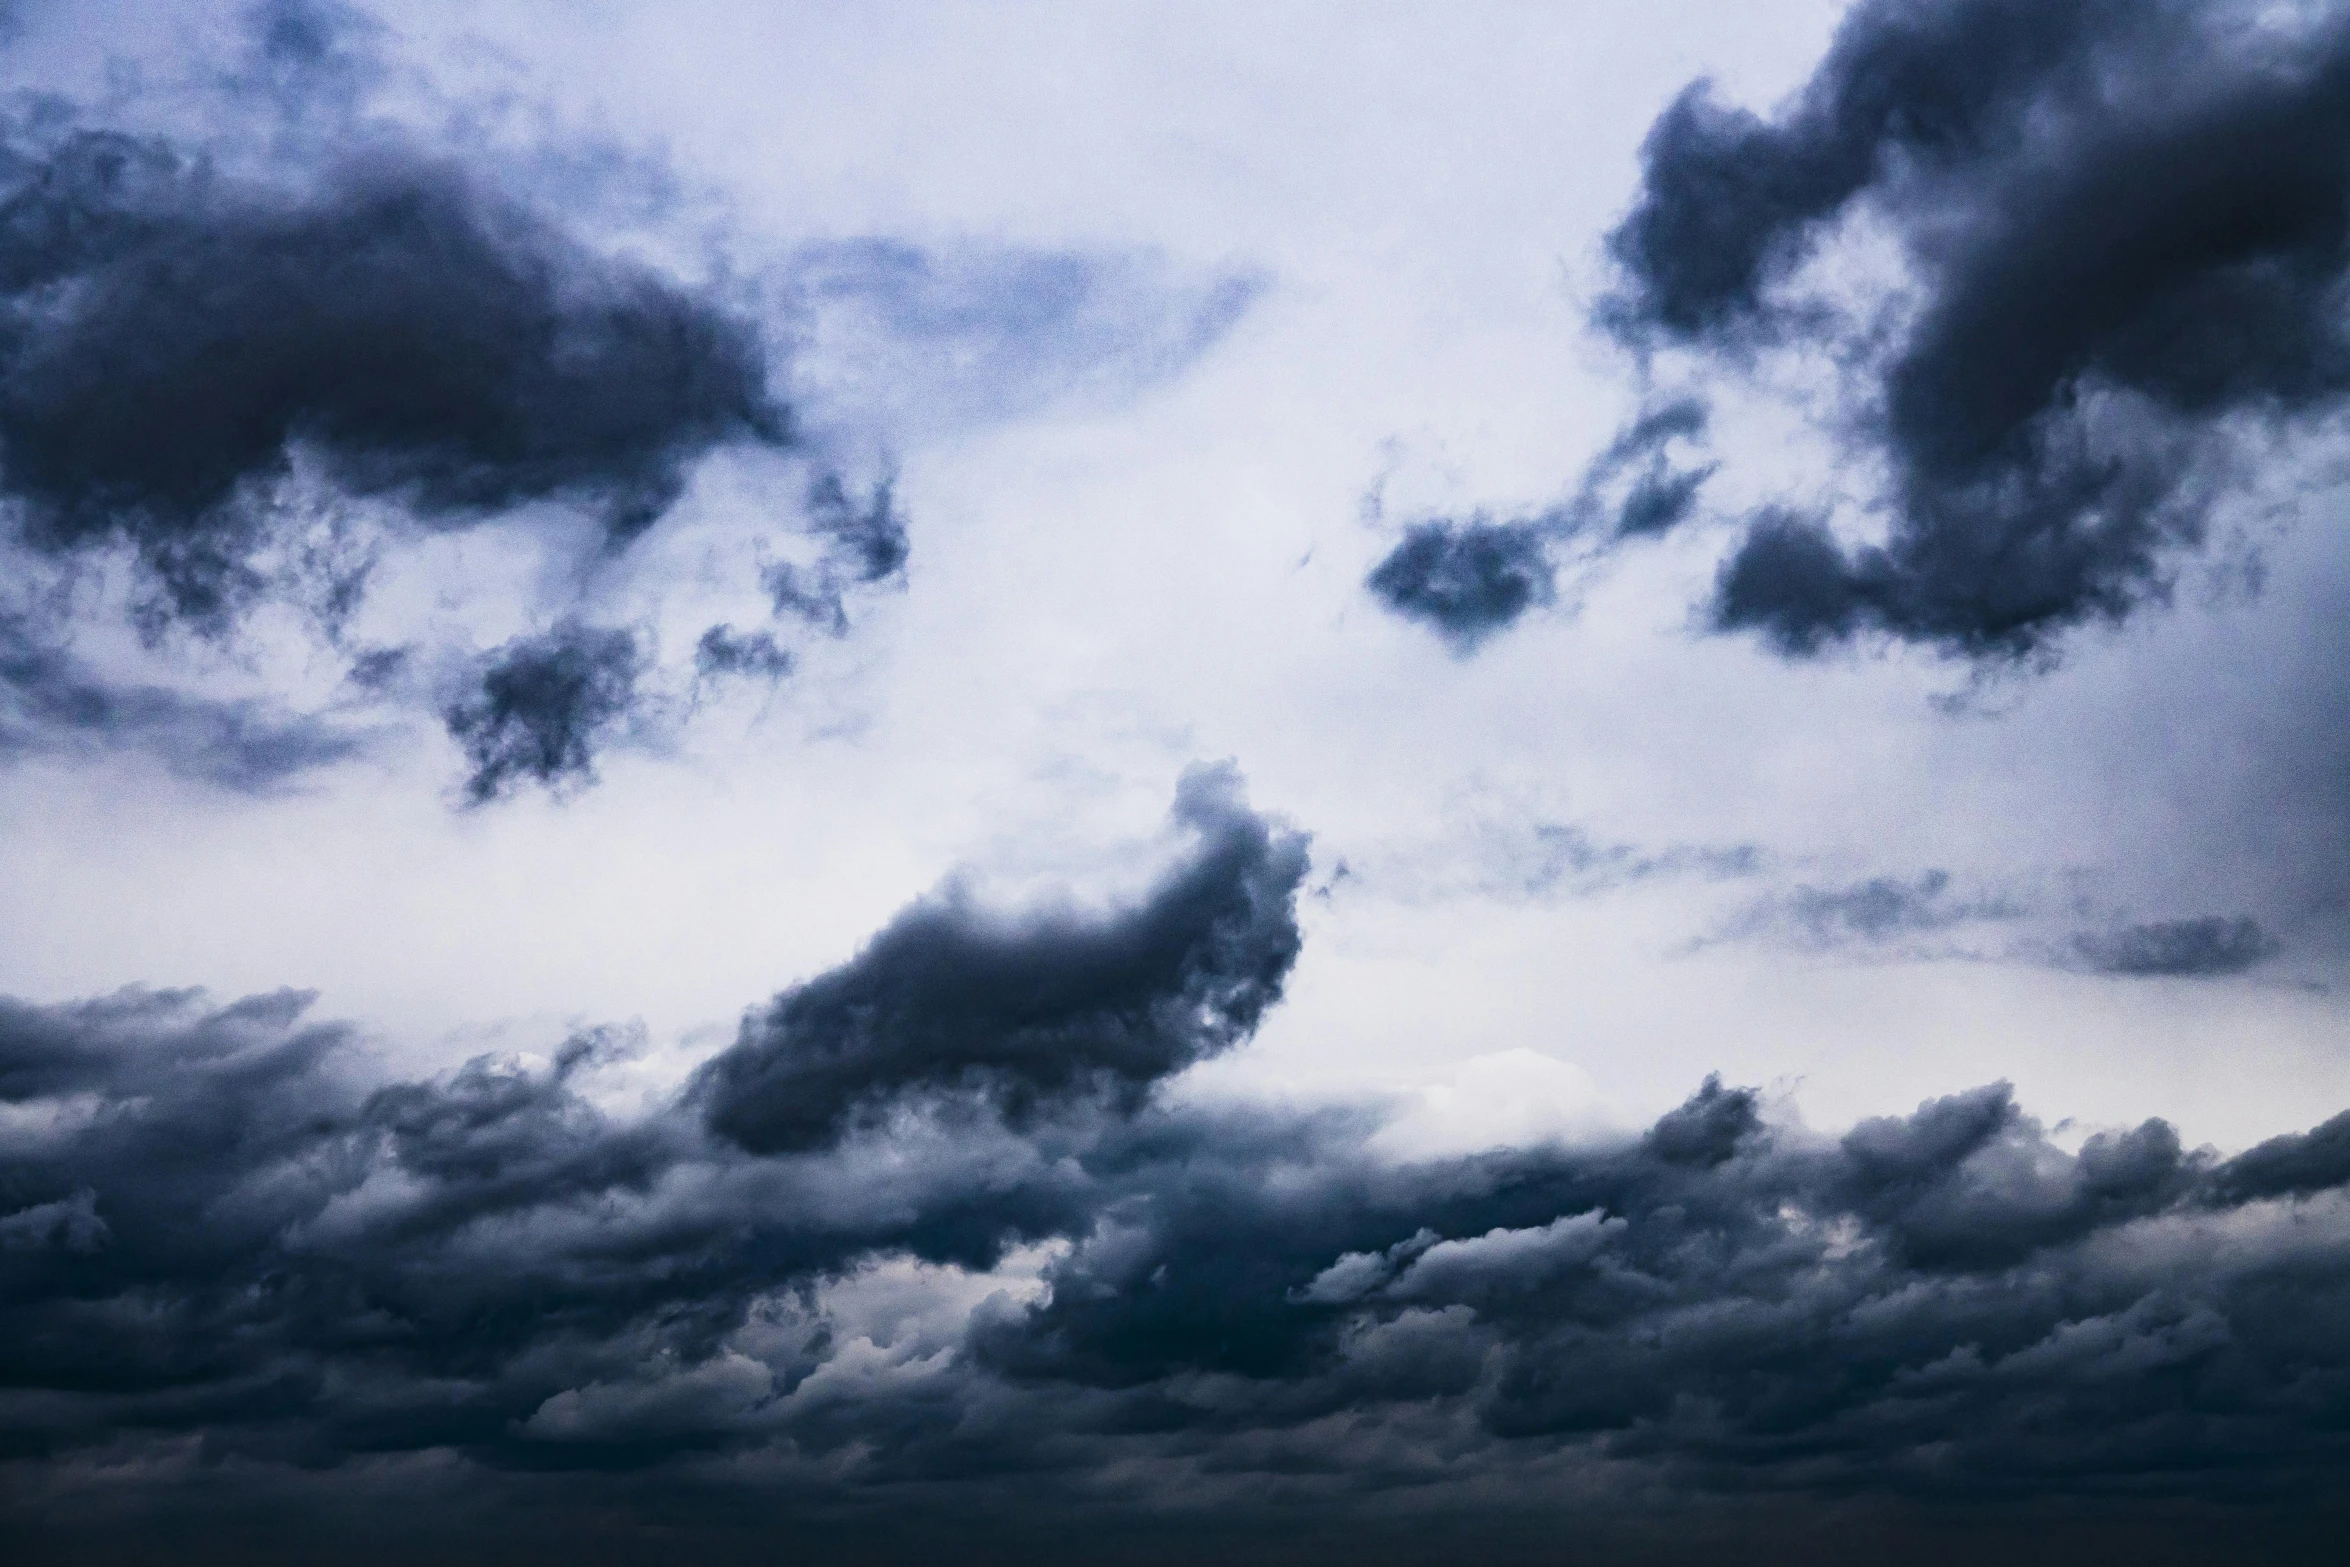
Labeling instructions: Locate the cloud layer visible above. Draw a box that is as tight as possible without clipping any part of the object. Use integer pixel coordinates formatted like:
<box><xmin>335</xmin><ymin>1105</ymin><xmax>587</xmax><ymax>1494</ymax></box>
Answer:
<box><xmin>4</xmin><ymin>770</ymin><xmax>2347</xmax><ymax>1557</ymax></box>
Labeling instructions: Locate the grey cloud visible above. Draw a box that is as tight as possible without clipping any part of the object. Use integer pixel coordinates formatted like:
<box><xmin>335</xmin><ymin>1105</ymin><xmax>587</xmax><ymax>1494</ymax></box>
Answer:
<box><xmin>2212</xmin><ymin>1108</ymin><xmax>2350</xmax><ymax>1203</ymax></box>
<box><xmin>0</xmin><ymin>127</ymin><xmax>789</xmax><ymax>635</ymax></box>
<box><xmin>0</xmin><ymin>611</ymin><xmax>368</xmax><ymax>788</ymax></box>
<box><xmin>1608</xmin><ymin>0</ymin><xmax>2350</xmax><ymax>659</ymax></box>
<box><xmin>784</xmin><ymin>237</ymin><xmax>1262</xmax><ymax>439</ymax></box>
<box><xmin>2068</xmin><ymin>915</ymin><xmax>2282</xmax><ymax>977</ymax></box>
<box><xmin>695</xmin><ymin>762</ymin><xmax>1310</xmax><ymax>1154</ymax></box>
<box><xmin>1339</xmin><ymin>814</ymin><xmax>1760</xmax><ymax>908</ymax></box>
<box><xmin>1364</xmin><ymin>517</ymin><xmax>1557</xmax><ymax>648</ymax></box>
<box><xmin>1364</xmin><ymin>398</ymin><xmax>1714</xmax><ymax>648</ymax></box>
<box><xmin>443</xmin><ymin>620</ymin><xmax>643</xmax><ymax>805</ymax></box>
<box><xmin>759</xmin><ymin>470</ymin><xmax>909</xmax><ymax>636</ymax></box>
<box><xmin>692</xmin><ymin>623</ymin><xmax>792</xmax><ymax>683</ymax></box>
<box><xmin>1717</xmin><ymin>868</ymin><xmax>2017</xmax><ymax>951</ymax></box>
<box><xmin>0</xmin><ymin>771</ymin><xmax>1306</xmax><ymax>1478</ymax></box>
<box><xmin>4</xmin><ymin>957</ymin><xmax>2350</xmax><ymax>1551</ymax></box>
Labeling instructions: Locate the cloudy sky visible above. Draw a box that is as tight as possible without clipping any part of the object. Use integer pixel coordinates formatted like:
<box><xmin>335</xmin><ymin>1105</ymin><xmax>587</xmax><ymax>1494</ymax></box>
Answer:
<box><xmin>2</xmin><ymin>1</ymin><xmax>2348</xmax><ymax>1560</ymax></box>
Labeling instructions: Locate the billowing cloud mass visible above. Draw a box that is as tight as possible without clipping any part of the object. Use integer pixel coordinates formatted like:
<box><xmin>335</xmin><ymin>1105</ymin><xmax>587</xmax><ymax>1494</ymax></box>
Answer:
<box><xmin>3</xmin><ymin>771</ymin><xmax>2348</xmax><ymax>1560</ymax></box>
<box><xmin>1608</xmin><ymin>0</ymin><xmax>2350</xmax><ymax>658</ymax></box>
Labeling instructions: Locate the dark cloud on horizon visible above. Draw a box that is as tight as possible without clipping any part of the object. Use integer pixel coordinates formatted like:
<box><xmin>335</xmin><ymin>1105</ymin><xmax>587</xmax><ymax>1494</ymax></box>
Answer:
<box><xmin>3</xmin><ymin>772</ymin><xmax>2350</xmax><ymax>1556</ymax></box>
<box><xmin>1608</xmin><ymin>0</ymin><xmax>2350</xmax><ymax>659</ymax></box>
<box><xmin>443</xmin><ymin>620</ymin><xmax>643</xmax><ymax>804</ymax></box>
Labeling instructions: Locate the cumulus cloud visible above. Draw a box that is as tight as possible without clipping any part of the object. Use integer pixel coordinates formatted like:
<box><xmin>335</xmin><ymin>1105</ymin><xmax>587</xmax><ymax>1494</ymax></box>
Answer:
<box><xmin>1607</xmin><ymin>0</ymin><xmax>2350</xmax><ymax>659</ymax></box>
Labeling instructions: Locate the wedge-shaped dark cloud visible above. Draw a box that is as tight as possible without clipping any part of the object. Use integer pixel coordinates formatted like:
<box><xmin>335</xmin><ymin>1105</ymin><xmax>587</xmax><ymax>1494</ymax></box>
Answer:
<box><xmin>1609</xmin><ymin>0</ymin><xmax>2350</xmax><ymax>658</ymax></box>
<box><xmin>443</xmin><ymin>620</ymin><xmax>642</xmax><ymax>804</ymax></box>
<box><xmin>1</xmin><ymin>612</ymin><xmax>368</xmax><ymax>787</ymax></box>
<box><xmin>0</xmin><ymin>124</ymin><xmax>789</xmax><ymax>631</ymax></box>
<box><xmin>2071</xmin><ymin>915</ymin><xmax>2282</xmax><ymax>977</ymax></box>
<box><xmin>695</xmin><ymin>762</ymin><xmax>1310</xmax><ymax>1153</ymax></box>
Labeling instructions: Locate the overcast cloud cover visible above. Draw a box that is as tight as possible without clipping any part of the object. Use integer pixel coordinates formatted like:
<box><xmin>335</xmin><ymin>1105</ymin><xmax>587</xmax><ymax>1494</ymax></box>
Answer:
<box><xmin>3</xmin><ymin>1</ymin><xmax>2350</xmax><ymax>1561</ymax></box>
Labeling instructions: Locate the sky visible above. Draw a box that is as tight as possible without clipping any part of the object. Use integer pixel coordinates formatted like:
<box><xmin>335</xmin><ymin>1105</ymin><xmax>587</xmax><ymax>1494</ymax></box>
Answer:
<box><xmin>1</xmin><ymin>1</ymin><xmax>2347</xmax><ymax>1561</ymax></box>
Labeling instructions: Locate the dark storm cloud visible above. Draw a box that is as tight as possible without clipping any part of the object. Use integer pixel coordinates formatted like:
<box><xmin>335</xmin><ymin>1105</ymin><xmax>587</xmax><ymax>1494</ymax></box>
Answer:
<box><xmin>1364</xmin><ymin>398</ymin><xmax>1714</xmax><ymax>646</ymax></box>
<box><xmin>1608</xmin><ymin>0</ymin><xmax>2350</xmax><ymax>658</ymax></box>
<box><xmin>442</xmin><ymin>620</ymin><xmax>643</xmax><ymax>804</ymax></box>
<box><xmin>0</xmin><ymin>130</ymin><xmax>788</xmax><ymax>632</ymax></box>
<box><xmin>0</xmin><ymin>771</ymin><xmax>1307</xmax><ymax>1473</ymax></box>
<box><xmin>695</xmin><ymin>762</ymin><xmax>1310</xmax><ymax>1153</ymax></box>
<box><xmin>0</xmin><ymin>612</ymin><xmax>368</xmax><ymax>787</ymax></box>
<box><xmin>4</xmin><ymin>767</ymin><xmax>2349</xmax><ymax>1548</ymax></box>
<box><xmin>2069</xmin><ymin>915</ymin><xmax>2282</xmax><ymax>977</ymax></box>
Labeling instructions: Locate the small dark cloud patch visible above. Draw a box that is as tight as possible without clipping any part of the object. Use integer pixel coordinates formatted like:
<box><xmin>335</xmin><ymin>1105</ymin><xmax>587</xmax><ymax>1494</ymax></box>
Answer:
<box><xmin>2071</xmin><ymin>915</ymin><xmax>2281</xmax><ymax>978</ymax></box>
<box><xmin>1607</xmin><ymin>0</ymin><xmax>2350</xmax><ymax>659</ymax></box>
<box><xmin>1720</xmin><ymin>868</ymin><xmax>2016</xmax><ymax>952</ymax></box>
<box><xmin>760</xmin><ymin>471</ymin><xmax>909</xmax><ymax>635</ymax></box>
<box><xmin>443</xmin><ymin>621</ymin><xmax>642</xmax><ymax>804</ymax></box>
<box><xmin>695</xmin><ymin>762</ymin><xmax>1309</xmax><ymax>1154</ymax></box>
<box><xmin>1365</xmin><ymin>397</ymin><xmax>1714</xmax><ymax>648</ymax></box>
<box><xmin>1587</xmin><ymin>395</ymin><xmax>1716</xmax><ymax>539</ymax></box>
<box><xmin>1613</xmin><ymin>459</ymin><xmax>1710</xmax><ymax>537</ymax></box>
<box><xmin>693</xmin><ymin>624</ymin><xmax>792</xmax><ymax>683</ymax></box>
<box><xmin>1786</xmin><ymin>870</ymin><xmax>1975</xmax><ymax>942</ymax></box>
<box><xmin>1365</xmin><ymin>518</ymin><xmax>1557</xmax><ymax>648</ymax></box>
